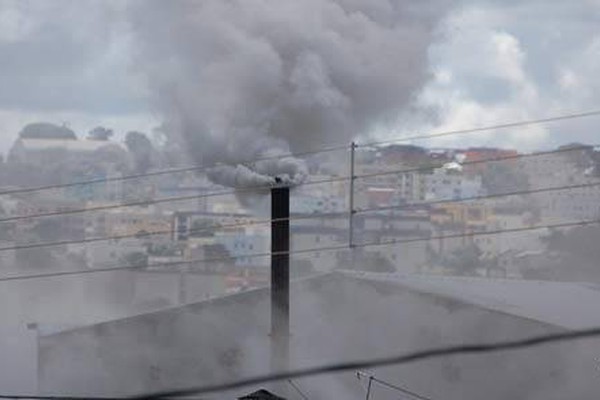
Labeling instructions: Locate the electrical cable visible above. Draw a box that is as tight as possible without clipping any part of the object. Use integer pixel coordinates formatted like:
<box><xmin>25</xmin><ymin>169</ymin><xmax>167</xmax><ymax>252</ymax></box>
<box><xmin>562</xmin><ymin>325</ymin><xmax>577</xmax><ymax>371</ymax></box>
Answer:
<box><xmin>0</xmin><ymin>145</ymin><xmax>348</xmax><ymax>197</ymax></box>
<box><xmin>357</xmin><ymin>109</ymin><xmax>600</xmax><ymax>148</ymax></box>
<box><xmin>0</xmin><ymin>396</ymin><xmax>121</xmax><ymax>400</ymax></box>
<box><xmin>353</xmin><ymin>143</ymin><xmax>592</xmax><ymax>181</ymax></box>
<box><xmin>287</xmin><ymin>379</ymin><xmax>310</xmax><ymax>400</ymax></box>
<box><xmin>1</xmin><ymin>109</ymin><xmax>598</xmax><ymax>198</ymax></box>
<box><xmin>0</xmin><ymin>175</ymin><xmax>346</xmax><ymax>224</ymax></box>
<box><xmin>354</xmin><ymin>180</ymin><xmax>600</xmax><ymax>215</ymax></box>
<box><xmin>0</xmin><ymin>396</ymin><xmax>210</xmax><ymax>400</ymax></box>
<box><xmin>0</xmin><ymin>143</ymin><xmax>593</xmax><ymax>225</ymax></box>
<box><xmin>1</xmin><ymin>216</ymin><xmax>599</xmax><ymax>284</ymax></box>
<box><xmin>131</xmin><ymin>326</ymin><xmax>600</xmax><ymax>398</ymax></box>
<box><xmin>365</xmin><ymin>376</ymin><xmax>373</xmax><ymax>400</ymax></box>
<box><xmin>1</xmin><ymin>177</ymin><xmax>599</xmax><ymax>255</ymax></box>
<box><xmin>0</xmin><ymin>108</ymin><xmax>598</xmax><ymax>400</ymax></box>
<box><xmin>3</xmin><ymin>310</ymin><xmax>600</xmax><ymax>400</ymax></box>
<box><xmin>5</xmin><ymin>325</ymin><xmax>600</xmax><ymax>399</ymax></box>
<box><xmin>356</xmin><ymin>371</ymin><xmax>433</xmax><ymax>400</ymax></box>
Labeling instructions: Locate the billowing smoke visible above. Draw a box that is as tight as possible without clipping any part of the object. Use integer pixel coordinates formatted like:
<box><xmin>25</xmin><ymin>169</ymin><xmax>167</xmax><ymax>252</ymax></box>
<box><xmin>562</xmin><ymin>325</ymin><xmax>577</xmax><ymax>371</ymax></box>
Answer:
<box><xmin>129</xmin><ymin>0</ymin><xmax>451</xmax><ymax>187</ymax></box>
<box><xmin>208</xmin><ymin>148</ymin><xmax>309</xmax><ymax>188</ymax></box>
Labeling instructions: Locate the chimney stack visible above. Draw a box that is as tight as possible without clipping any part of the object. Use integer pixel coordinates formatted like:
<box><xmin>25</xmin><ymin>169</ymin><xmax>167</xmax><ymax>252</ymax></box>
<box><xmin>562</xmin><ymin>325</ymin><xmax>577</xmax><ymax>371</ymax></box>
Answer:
<box><xmin>270</xmin><ymin>184</ymin><xmax>290</xmax><ymax>374</ymax></box>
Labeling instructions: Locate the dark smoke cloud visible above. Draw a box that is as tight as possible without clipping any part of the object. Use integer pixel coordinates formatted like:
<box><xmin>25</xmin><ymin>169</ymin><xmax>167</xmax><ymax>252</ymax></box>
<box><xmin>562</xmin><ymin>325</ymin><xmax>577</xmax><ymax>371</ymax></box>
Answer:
<box><xmin>129</xmin><ymin>0</ymin><xmax>452</xmax><ymax>186</ymax></box>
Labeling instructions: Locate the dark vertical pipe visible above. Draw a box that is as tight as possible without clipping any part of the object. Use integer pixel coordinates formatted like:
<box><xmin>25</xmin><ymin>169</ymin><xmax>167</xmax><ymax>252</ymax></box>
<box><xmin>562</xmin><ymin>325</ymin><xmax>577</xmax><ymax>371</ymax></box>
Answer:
<box><xmin>271</xmin><ymin>185</ymin><xmax>290</xmax><ymax>373</ymax></box>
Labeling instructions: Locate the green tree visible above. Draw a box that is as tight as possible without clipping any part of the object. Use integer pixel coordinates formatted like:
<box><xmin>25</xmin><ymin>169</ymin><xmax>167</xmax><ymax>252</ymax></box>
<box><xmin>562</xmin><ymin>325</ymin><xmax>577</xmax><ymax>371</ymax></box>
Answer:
<box><xmin>125</xmin><ymin>131</ymin><xmax>156</xmax><ymax>173</ymax></box>
<box><xmin>445</xmin><ymin>243</ymin><xmax>482</xmax><ymax>276</ymax></box>
<box><xmin>122</xmin><ymin>251</ymin><xmax>148</xmax><ymax>268</ymax></box>
<box><xmin>87</xmin><ymin>126</ymin><xmax>113</xmax><ymax>141</ymax></box>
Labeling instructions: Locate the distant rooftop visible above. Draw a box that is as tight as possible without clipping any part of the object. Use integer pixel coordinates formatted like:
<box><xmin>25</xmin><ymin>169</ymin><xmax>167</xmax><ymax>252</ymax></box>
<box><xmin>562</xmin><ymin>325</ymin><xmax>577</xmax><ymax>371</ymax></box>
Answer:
<box><xmin>17</xmin><ymin>137</ymin><xmax>125</xmax><ymax>152</ymax></box>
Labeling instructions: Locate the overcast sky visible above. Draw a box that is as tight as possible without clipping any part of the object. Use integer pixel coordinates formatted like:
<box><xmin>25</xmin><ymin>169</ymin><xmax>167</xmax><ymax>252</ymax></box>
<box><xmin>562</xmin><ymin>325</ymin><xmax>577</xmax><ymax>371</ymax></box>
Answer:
<box><xmin>0</xmin><ymin>0</ymin><xmax>598</xmax><ymax>153</ymax></box>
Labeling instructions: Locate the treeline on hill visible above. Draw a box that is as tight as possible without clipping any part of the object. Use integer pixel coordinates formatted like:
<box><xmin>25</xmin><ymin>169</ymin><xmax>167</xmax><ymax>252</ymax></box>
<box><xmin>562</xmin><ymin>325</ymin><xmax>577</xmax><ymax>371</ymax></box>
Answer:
<box><xmin>1</xmin><ymin>122</ymin><xmax>165</xmax><ymax>189</ymax></box>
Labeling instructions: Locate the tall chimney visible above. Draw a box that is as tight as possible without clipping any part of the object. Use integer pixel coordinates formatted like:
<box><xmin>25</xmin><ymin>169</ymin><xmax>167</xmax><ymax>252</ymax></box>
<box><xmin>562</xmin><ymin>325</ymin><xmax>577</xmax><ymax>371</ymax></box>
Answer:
<box><xmin>271</xmin><ymin>184</ymin><xmax>290</xmax><ymax>374</ymax></box>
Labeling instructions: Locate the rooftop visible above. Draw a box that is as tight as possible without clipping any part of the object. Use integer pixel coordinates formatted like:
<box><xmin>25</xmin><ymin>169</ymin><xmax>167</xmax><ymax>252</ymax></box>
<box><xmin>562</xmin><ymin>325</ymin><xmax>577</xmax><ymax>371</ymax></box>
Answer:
<box><xmin>350</xmin><ymin>272</ymin><xmax>600</xmax><ymax>329</ymax></box>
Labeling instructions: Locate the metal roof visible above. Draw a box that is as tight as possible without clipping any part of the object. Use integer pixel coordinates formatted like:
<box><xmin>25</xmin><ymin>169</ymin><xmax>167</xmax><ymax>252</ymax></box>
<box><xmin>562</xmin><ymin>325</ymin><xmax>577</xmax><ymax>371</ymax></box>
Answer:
<box><xmin>345</xmin><ymin>271</ymin><xmax>600</xmax><ymax>330</ymax></box>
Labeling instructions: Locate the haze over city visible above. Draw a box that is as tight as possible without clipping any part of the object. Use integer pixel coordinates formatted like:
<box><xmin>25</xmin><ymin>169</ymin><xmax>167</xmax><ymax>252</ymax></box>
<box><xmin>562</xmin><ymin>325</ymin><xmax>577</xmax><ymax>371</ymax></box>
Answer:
<box><xmin>0</xmin><ymin>1</ymin><xmax>600</xmax><ymax>399</ymax></box>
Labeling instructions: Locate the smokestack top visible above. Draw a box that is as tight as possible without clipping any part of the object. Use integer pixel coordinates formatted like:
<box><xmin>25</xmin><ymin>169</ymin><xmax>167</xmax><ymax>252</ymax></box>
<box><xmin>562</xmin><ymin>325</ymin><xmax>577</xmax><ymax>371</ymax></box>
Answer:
<box><xmin>272</xmin><ymin>176</ymin><xmax>292</xmax><ymax>189</ymax></box>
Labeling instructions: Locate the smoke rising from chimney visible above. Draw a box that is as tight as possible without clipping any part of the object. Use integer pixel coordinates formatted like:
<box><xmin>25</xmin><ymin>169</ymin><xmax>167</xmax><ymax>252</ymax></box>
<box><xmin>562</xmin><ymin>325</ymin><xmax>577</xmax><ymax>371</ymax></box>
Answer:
<box><xmin>129</xmin><ymin>0</ymin><xmax>451</xmax><ymax>187</ymax></box>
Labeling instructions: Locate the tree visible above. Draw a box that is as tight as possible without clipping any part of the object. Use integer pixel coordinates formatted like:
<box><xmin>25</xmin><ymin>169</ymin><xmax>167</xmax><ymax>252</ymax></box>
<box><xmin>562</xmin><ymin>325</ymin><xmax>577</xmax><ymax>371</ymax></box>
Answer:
<box><xmin>87</xmin><ymin>126</ymin><xmax>113</xmax><ymax>141</ymax></box>
<box><xmin>125</xmin><ymin>131</ymin><xmax>156</xmax><ymax>173</ymax></box>
<box><xmin>19</xmin><ymin>122</ymin><xmax>76</xmax><ymax>140</ymax></box>
<box><xmin>445</xmin><ymin>243</ymin><xmax>482</xmax><ymax>276</ymax></box>
<box><xmin>122</xmin><ymin>251</ymin><xmax>148</xmax><ymax>268</ymax></box>
<box><xmin>481</xmin><ymin>163</ymin><xmax>529</xmax><ymax>195</ymax></box>
<box><xmin>522</xmin><ymin>226</ymin><xmax>600</xmax><ymax>281</ymax></box>
<box><xmin>352</xmin><ymin>251</ymin><xmax>397</xmax><ymax>273</ymax></box>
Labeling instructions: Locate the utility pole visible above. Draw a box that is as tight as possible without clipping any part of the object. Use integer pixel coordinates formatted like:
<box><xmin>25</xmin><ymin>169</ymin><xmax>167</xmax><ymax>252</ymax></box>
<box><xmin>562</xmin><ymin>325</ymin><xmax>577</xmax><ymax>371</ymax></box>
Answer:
<box><xmin>349</xmin><ymin>142</ymin><xmax>357</xmax><ymax>248</ymax></box>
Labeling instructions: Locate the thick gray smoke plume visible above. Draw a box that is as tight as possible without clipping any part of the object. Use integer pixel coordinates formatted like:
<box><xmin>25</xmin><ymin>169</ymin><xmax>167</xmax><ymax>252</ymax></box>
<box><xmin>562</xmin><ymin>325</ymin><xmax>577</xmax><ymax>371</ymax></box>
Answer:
<box><xmin>129</xmin><ymin>0</ymin><xmax>450</xmax><ymax>187</ymax></box>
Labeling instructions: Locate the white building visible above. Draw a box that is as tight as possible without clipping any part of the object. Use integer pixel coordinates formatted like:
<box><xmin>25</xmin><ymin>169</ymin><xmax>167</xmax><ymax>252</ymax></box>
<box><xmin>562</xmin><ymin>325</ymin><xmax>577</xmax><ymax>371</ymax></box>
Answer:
<box><xmin>213</xmin><ymin>228</ymin><xmax>270</xmax><ymax>268</ymax></box>
<box><xmin>291</xmin><ymin>194</ymin><xmax>346</xmax><ymax>214</ymax></box>
<box><xmin>425</xmin><ymin>165</ymin><xmax>484</xmax><ymax>201</ymax></box>
<box><xmin>533</xmin><ymin>183</ymin><xmax>600</xmax><ymax>223</ymax></box>
<box><xmin>354</xmin><ymin>163</ymin><xmax>426</xmax><ymax>209</ymax></box>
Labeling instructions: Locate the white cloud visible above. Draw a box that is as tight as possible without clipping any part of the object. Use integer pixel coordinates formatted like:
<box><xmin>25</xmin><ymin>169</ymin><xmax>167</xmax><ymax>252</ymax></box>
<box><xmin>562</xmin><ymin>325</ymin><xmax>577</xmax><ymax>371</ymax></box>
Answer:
<box><xmin>490</xmin><ymin>32</ymin><xmax>526</xmax><ymax>84</ymax></box>
<box><xmin>380</xmin><ymin>1</ymin><xmax>600</xmax><ymax>150</ymax></box>
<box><xmin>0</xmin><ymin>1</ymin><xmax>34</xmax><ymax>43</ymax></box>
<box><xmin>0</xmin><ymin>0</ymin><xmax>150</xmax><ymax>150</ymax></box>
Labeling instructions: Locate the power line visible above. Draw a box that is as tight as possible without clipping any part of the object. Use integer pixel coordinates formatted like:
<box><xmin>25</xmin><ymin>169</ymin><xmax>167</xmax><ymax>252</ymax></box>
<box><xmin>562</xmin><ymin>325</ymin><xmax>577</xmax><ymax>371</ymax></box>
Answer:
<box><xmin>1</xmin><ymin>216</ymin><xmax>599</xmax><ymax>284</ymax></box>
<box><xmin>356</xmin><ymin>371</ymin><xmax>433</xmax><ymax>400</ymax></box>
<box><xmin>0</xmin><ymin>396</ymin><xmax>121</xmax><ymax>400</ymax></box>
<box><xmin>285</xmin><ymin>217</ymin><xmax>600</xmax><ymax>260</ymax></box>
<box><xmin>353</xmin><ymin>143</ymin><xmax>592</xmax><ymax>181</ymax></box>
<box><xmin>4</xmin><ymin>326</ymin><xmax>600</xmax><ymax>400</ymax></box>
<box><xmin>0</xmin><ymin>175</ymin><xmax>345</xmax><ymax>224</ymax></box>
<box><xmin>365</xmin><ymin>376</ymin><xmax>373</xmax><ymax>400</ymax></box>
<box><xmin>0</xmin><ymin>264</ymin><xmax>148</xmax><ymax>283</ymax></box>
<box><xmin>355</xmin><ymin>180</ymin><xmax>600</xmax><ymax>214</ymax></box>
<box><xmin>0</xmin><ymin>145</ymin><xmax>348</xmax><ymax>198</ymax></box>
<box><xmin>2</xmin><ymin>177</ymin><xmax>600</xmax><ymax>255</ymax></box>
<box><xmin>358</xmin><ymin>109</ymin><xmax>600</xmax><ymax>148</ymax></box>
<box><xmin>1</xmin><ymin>109</ymin><xmax>598</xmax><ymax>199</ymax></box>
<box><xmin>0</xmin><ymin>396</ymin><xmax>125</xmax><ymax>400</ymax></box>
<box><xmin>0</xmin><ymin>143</ymin><xmax>592</xmax><ymax>225</ymax></box>
<box><xmin>131</xmin><ymin>326</ymin><xmax>600</xmax><ymax>398</ymax></box>
<box><xmin>287</xmin><ymin>380</ymin><xmax>310</xmax><ymax>400</ymax></box>
<box><xmin>0</xmin><ymin>396</ymin><xmax>210</xmax><ymax>400</ymax></box>
<box><xmin>0</xmin><ymin>210</ymin><xmax>344</xmax><ymax>253</ymax></box>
